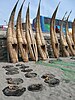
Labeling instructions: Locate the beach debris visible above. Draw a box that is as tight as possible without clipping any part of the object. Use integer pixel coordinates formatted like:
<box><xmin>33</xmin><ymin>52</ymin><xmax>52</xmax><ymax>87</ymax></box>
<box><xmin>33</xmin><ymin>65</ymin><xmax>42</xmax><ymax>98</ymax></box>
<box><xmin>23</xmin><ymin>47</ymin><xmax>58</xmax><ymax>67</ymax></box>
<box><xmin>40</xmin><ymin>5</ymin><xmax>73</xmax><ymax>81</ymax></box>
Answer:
<box><xmin>6</xmin><ymin>70</ymin><xmax>19</xmax><ymax>75</ymax></box>
<box><xmin>21</xmin><ymin>69</ymin><xmax>33</xmax><ymax>72</ymax></box>
<box><xmin>25</xmin><ymin>72</ymin><xmax>37</xmax><ymax>78</ymax></box>
<box><xmin>6</xmin><ymin>78</ymin><xmax>23</xmax><ymax>85</ymax></box>
<box><xmin>41</xmin><ymin>73</ymin><xmax>55</xmax><ymax>79</ymax></box>
<box><xmin>2</xmin><ymin>86</ymin><xmax>26</xmax><ymax>96</ymax></box>
<box><xmin>48</xmin><ymin>59</ymin><xmax>62</xmax><ymax>63</ymax></box>
<box><xmin>63</xmin><ymin>79</ymin><xmax>70</xmax><ymax>83</ymax></box>
<box><xmin>44</xmin><ymin>78</ymin><xmax>60</xmax><ymax>87</ymax></box>
<box><xmin>28</xmin><ymin>84</ymin><xmax>43</xmax><ymax>92</ymax></box>
<box><xmin>70</xmin><ymin>56</ymin><xmax>75</xmax><ymax>60</ymax></box>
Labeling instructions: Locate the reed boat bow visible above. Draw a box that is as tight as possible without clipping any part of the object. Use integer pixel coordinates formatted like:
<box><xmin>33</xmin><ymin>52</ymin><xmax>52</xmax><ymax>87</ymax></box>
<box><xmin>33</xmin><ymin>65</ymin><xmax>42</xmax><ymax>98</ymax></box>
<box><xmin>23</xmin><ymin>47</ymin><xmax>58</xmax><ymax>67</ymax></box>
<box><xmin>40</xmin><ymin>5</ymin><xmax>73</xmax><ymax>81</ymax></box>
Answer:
<box><xmin>16</xmin><ymin>0</ymin><xmax>28</xmax><ymax>62</ymax></box>
<box><xmin>25</xmin><ymin>3</ymin><xmax>38</xmax><ymax>61</ymax></box>
<box><xmin>60</xmin><ymin>12</ymin><xmax>69</xmax><ymax>56</ymax></box>
<box><xmin>66</xmin><ymin>11</ymin><xmax>75</xmax><ymax>56</ymax></box>
<box><xmin>50</xmin><ymin>2</ymin><xmax>60</xmax><ymax>58</ymax></box>
<box><xmin>72</xmin><ymin>19</ymin><xmax>75</xmax><ymax>45</ymax></box>
<box><xmin>7</xmin><ymin>0</ymin><xmax>19</xmax><ymax>63</ymax></box>
<box><xmin>36</xmin><ymin>0</ymin><xmax>48</xmax><ymax>60</ymax></box>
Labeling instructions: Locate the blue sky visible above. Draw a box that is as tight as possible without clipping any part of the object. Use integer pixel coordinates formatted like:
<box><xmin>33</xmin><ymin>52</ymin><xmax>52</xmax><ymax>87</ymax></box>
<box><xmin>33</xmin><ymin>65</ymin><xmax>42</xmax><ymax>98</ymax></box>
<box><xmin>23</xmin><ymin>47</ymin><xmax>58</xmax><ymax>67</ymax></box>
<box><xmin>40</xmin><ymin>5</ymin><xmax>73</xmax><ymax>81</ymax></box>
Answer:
<box><xmin>0</xmin><ymin>0</ymin><xmax>75</xmax><ymax>25</ymax></box>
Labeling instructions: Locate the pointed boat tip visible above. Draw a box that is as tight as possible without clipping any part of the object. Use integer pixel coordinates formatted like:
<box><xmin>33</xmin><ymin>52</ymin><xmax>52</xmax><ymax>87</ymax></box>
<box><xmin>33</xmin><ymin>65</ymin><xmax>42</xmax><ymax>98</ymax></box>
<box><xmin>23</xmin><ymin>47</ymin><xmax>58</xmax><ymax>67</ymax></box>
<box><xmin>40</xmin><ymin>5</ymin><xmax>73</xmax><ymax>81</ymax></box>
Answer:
<box><xmin>51</xmin><ymin>2</ymin><xmax>60</xmax><ymax>19</ymax></box>
<box><xmin>70</xmin><ymin>10</ymin><xmax>72</xmax><ymax>13</ymax></box>
<box><xmin>20</xmin><ymin>0</ymin><xmax>25</xmax><ymax>9</ymax></box>
<box><xmin>40</xmin><ymin>0</ymin><xmax>41</xmax><ymax>3</ymax></box>
<box><xmin>28</xmin><ymin>2</ymin><xmax>30</xmax><ymax>7</ymax></box>
<box><xmin>54</xmin><ymin>1</ymin><xmax>60</xmax><ymax>13</ymax></box>
<box><xmin>38</xmin><ymin>0</ymin><xmax>41</xmax><ymax>5</ymax></box>
<box><xmin>21</xmin><ymin>0</ymin><xmax>25</xmax><ymax>6</ymax></box>
<box><xmin>59</xmin><ymin>1</ymin><xmax>61</xmax><ymax>5</ymax></box>
<box><xmin>66</xmin><ymin>10</ymin><xmax>72</xmax><ymax>21</ymax></box>
<box><xmin>14</xmin><ymin>0</ymin><xmax>19</xmax><ymax>8</ymax></box>
<box><xmin>27</xmin><ymin>2</ymin><xmax>30</xmax><ymax>10</ymax></box>
<box><xmin>58</xmin><ymin>1</ymin><xmax>61</xmax><ymax>7</ymax></box>
<box><xmin>17</xmin><ymin>0</ymin><xmax>19</xmax><ymax>3</ymax></box>
<box><xmin>62</xmin><ymin>11</ymin><xmax>67</xmax><ymax>20</ymax></box>
<box><xmin>23</xmin><ymin>0</ymin><xmax>25</xmax><ymax>4</ymax></box>
<box><xmin>28</xmin><ymin>2</ymin><xmax>30</xmax><ymax>5</ymax></box>
<box><xmin>65</xmin><ymin>11</ymin><xmax>67</xmax><ymax>15</ymax></box>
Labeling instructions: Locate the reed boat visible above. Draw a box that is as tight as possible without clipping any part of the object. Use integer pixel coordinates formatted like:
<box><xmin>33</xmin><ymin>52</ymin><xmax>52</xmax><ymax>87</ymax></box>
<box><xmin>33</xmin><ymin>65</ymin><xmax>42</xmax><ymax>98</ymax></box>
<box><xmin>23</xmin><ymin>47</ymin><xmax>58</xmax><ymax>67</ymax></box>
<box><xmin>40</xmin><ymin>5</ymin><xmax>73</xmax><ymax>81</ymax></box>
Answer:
<box><xmin>7</xmin><ymin>0</ymin><xmax>19</xmax><ymax>63</ymax></box>
<box><xmin>66</xmin><ymin>11</ymin><xmax>75</xmax><ymax>56</ymax></box>
<box><xmin>35</xmin><ymin>0</ymin><xmax>48</xmax><ymax>60</ymax></box>
<box><xmin>50</xmin><ymin>3</ymin><xmax>60</xmax><ymax>58</ymax></box>
<box><xmin>16</xmin><ymin>0</ymin><xmax>28</xmax><ymax>62</ymax></box>
<box><xmin>72</xmin><ymin>19</ymin><xmax>75</xmax><ymax>45</ymax></box>
<box><xmin>25</xmin><ymin>3</ymin><xmax>38</xmax><ymax>61</ymax></box>
<box><xmin>60</xmin><ymin>12</ymin><xmax>69</xmax><ymax>57</ymax></box>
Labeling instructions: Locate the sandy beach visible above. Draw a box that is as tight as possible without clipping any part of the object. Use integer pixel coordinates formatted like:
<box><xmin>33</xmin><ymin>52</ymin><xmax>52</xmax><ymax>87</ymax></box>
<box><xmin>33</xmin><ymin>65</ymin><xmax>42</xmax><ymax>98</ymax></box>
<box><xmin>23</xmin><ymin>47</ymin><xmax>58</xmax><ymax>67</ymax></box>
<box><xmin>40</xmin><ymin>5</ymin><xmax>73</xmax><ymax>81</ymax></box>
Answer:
<box><xmin>0</xmin><ymin>57</ymin><xmax>75</xmax><ymax>100</ymax></box>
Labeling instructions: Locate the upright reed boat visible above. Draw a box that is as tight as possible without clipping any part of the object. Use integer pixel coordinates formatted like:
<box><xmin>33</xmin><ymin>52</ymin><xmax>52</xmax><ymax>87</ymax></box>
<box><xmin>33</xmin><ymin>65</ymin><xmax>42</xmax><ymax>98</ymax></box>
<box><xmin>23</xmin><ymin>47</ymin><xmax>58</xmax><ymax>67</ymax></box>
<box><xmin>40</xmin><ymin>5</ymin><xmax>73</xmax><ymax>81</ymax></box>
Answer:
<box><xmin>60</xmin><ymin>12</ymin><xmax>69</xmax><ymax>57</ymax></box>
<box><xmin>50</xmin><ymin>3</ymin><xmax>60</xmax><ymax>58</ymax></box>
<box><xmin>25</xmin><ymin>3</ymin><xmax>38</xmax><ymax>61</ymax></box>
<box><xmin>66</xmin><ymin>11</ymin><xmax>75</xmax><ymax>56</ymax></box>
<box><xmin>7</xmin><ymin>0</ymin><xmax>19</xmax><ymax>63</ymax></box>
<box><xmin>72</xmin><ymin>19</ymin><xmax>75</xmax><ymax>45</ymax></box>
<box><xmin>36</xmin><ymin>0</ymin><xmax>48</xmax><ymax>60</ymax></box>
<box><xmin>16</xmin><ymin>0</ymin><xmax>28</xmax><ymax>62</ymax></box>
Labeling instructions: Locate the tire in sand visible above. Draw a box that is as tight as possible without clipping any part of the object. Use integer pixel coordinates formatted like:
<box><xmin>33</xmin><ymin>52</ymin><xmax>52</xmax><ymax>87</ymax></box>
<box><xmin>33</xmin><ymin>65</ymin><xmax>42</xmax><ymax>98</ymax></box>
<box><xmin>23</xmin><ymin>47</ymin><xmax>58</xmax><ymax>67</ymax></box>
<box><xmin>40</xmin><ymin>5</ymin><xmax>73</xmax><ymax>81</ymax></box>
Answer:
<box><xmin>21</xmin><ymin>69</ymin><xmax>33</xmax><ymax>72</ymax></box>
<box><xmin>2</xmin><ymin>65</ymin><xmax>14</xmax><ymax>69</ymax></box>
<box><xmin>25</xmin><ymin>72</ymin><xmax>37</xmax><ymax>78</ymax></box>
<box><xmin>2</xmin><ymin>86</ymin><xmax>26</xmax><ymax>96</ymax></box>
<box><xmin>5</xmin><ymin>67</ymin><xmax>18</xmax><ymax>71</ymax></box>
<box><xmin>6</xmin><ymin>70</ymin><xmax>19</xmax><ymax>75</ymax></box>
<box><xmin>28</xmin><ymin>84</ymin><xmax>43</xmax><ymax>92</ymax></box>
<box><xmin>44</xmin><ymin>78</ymin><xmax>60</xmax><ymax>87</ymax></box>
<box><xmin>6</xmin><ymin>78</ymin><xmax>23</xmax><ymax>85</ymax></box>
<box><xmin>41</xmin><ymin>73</ymin><xmax>55</xmax><ymax>79</ymax></box>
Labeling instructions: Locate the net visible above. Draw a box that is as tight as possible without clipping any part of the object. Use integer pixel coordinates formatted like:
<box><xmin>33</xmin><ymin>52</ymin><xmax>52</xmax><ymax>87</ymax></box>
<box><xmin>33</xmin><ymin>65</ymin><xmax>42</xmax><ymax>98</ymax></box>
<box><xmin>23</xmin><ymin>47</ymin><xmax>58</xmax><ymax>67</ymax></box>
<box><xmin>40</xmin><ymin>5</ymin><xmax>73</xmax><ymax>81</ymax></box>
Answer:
<box><xmin>36</xmin><ymin>60</ymin><xmax>75</xmax><ymax>81</ymax></box>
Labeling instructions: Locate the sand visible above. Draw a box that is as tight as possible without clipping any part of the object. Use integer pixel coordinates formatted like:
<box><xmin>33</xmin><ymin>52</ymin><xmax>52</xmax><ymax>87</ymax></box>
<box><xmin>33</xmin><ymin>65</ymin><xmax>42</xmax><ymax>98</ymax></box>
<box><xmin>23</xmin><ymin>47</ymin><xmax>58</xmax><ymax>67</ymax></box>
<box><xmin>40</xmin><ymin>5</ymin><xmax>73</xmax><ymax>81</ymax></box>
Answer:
<box><xmin>0</xmin><ymin>57</ymin><xmax>75</xmax><ymax>100</ymax></box>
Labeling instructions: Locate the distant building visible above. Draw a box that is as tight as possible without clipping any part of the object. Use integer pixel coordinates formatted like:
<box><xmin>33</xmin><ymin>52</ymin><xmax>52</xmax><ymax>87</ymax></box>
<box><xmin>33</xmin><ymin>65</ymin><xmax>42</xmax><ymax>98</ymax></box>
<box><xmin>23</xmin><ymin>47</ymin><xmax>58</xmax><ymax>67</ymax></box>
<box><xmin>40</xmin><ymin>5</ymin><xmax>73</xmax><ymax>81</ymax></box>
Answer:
<box><xmin>32</xmin><ymin>16</ymin><xmax>72</xmax><ymax>34</ymax></box>
<box><xmin>0</xmin><ymin>26</ymin><xmax>7</xmax><ymax>62</ymax></box>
